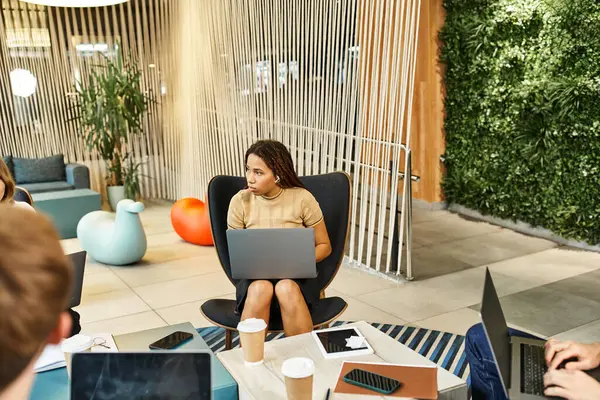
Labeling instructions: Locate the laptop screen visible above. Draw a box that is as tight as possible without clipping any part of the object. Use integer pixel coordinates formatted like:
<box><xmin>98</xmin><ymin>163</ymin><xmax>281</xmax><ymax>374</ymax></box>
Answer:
<box><xmin>71</xmin><ymin>352</ymin><xmax>212</xmax><ymax>399</ymax></box>
<box><xmin>68</xmin><ymin>251</ymin><xmax>86</xmax><ymax>308</ymax></box>
<box><xmin>480</xmin><ymin>268</ymin><xmax>511</xmax><ymax>396</ymax></box>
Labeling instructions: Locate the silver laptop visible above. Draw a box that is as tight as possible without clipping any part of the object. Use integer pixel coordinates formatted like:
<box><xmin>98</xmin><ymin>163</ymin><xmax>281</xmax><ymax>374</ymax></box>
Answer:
<box><xmin>71</xmin><ymin>351</ymin><xmax>212</xmax><ymax>399</ymax></box>
<box><xmin>226</xmin><ymin>228</ymin><xmax>317</xmax><ymax>279</ymax></box>
<box><xmin>68</xmin><ymin>251</ymin><xmax>86</xmax><ymax>308</ymax></box>
<box><xmin>481</xmin><ymin>268</ymin><xmax>600</xmax><ymax>399</ymax></box>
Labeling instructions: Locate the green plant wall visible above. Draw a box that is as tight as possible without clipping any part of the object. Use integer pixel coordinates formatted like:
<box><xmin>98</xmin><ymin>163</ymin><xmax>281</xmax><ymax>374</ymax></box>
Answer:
<box><xmin>440</xmin><ymin>0</ymin><xmax>600</xmax><ymax>244</ymax></box>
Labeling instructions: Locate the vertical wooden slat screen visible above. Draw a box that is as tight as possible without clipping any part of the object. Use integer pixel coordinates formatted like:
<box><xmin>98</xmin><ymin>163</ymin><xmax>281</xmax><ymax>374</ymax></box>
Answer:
<box><xmin>173</xmin><ymin>0</ymin><xmax>425</xmax><ymax>275</ymax></box>
<box><xmin>0</xmin><ymin>0</ymin><xmax>441</xmax><ymax>275</ymax></box>
<box><xmin>0</xmin><ymin>0</ymin><xmax>177</xmax><ymax>201</ymax></box>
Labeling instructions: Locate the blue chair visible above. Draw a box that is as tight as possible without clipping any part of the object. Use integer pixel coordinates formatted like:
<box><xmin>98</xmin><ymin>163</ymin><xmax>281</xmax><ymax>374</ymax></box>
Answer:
<box><xmin>77</xmin><ymin>199</ymin><xmax>147</xmax><ymax>266</ymax></box>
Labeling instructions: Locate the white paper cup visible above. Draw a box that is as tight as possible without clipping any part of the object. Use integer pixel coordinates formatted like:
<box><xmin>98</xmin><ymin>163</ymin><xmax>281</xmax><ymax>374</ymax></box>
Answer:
<box><xmin>282</xmin><ymin>357</ymin><xmax>315</xmax><ymax>400</ymax></box>
<box><xmin>237</xmin><ymin>318</ymin><xmax>267</xmax><ymax>366</ymax></box>
<box><xmin>61</xmin><ymin>334</ymin><xmax>94</xmax><ymax>378</ymax></box>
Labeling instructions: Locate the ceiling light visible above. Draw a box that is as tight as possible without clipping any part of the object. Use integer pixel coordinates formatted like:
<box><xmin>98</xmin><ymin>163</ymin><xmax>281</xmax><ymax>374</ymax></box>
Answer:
<box><xmin>10</xmin><ymin>69</ymin><xmax>37</xmax><ymax>98</ymax></box>
<box><xmin>19</xmin><ymin>0</ymin><xmax>128</xmax><ymax>7</ymax></box>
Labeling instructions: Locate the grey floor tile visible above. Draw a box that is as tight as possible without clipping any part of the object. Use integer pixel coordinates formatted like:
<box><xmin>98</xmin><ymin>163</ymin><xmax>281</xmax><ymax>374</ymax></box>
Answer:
<box><xmin>554</xmin><ymin>319</ymin><xmax>600</xmax><ymax>342</ymax></box>
<box><xmin>543</xmin><ymin>269</ymin><xmax>600</xmax><ymax>304</ymax></box>
<box><xmin>431</xmin><ymin>229</ymin><xmax>557</xmax><ymax>268</ymax></box>
<box><xmin>412</xmin><ymin>208</ymin><xmax>452</xmax><ymax>224</ymax></box>
<box><xmin>470</xmin><ymin>286</ymin><xmax>600</xmax><ymax>337</ymax></box>
<box><xmin>488</xmin><ymin>248</ymin><xmax>600</xmax><ymax>286</ymax></box>
<box><xmin>412</xmin><ymin>213</ymin><xmax>501</xmax><ymax>247</ymax></box>
<box><xmin>399</xmin><ymin>246</ymin><xmax>474</xmax><ymax>280</ymax></box>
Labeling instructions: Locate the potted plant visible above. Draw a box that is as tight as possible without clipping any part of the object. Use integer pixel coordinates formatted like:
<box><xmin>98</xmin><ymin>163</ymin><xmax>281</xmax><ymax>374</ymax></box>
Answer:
<box><xmin>71</xmin><ymin>47</ymin><xmax>149</xmax><ymax>210</ymax></box>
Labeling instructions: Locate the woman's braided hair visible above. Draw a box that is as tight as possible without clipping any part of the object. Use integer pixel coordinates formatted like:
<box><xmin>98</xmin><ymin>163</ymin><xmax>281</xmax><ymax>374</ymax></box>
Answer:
<box><xmin>245</xmin><ymin>140</ymin><xmax>305</xmax><ymax>189</ymax></box>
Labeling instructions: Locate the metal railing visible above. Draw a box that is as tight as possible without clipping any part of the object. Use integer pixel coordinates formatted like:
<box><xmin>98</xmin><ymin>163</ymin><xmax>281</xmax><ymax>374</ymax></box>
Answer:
<box><xmin>391</xmin><ymin>149</ymin><xmax>419</xmax><ymax>281</ymax></box>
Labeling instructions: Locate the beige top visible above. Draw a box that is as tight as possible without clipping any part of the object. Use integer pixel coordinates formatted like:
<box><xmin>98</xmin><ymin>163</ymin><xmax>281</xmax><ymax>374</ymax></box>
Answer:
<box><xmin>227</xmin><ymin>187</ymin><xmax>324</xmax><ymax>230</ymax></box>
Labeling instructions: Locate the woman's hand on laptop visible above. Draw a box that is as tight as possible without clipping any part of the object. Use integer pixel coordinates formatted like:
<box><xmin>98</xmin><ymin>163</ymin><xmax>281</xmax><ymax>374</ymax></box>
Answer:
<box><xmin>544</xmin><ymin>369</ymin><xmax>600</xmax><ymax>399</ymax></box>
<box><xmin>545</xmin><ymin>339</ymin><xmax>600</xmax><ymax>370</ymax></box>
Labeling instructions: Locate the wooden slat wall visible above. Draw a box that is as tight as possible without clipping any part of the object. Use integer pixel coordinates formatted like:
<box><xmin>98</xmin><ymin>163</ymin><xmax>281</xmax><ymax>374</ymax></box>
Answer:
<box><xmin>172</xmin><ymin>0</ymin><xmax>438</xmax><ymax>273</ymax></box>
<box><xmin>355</xmin><ymin>0</ymin><xmax>445</xmax><ymax>203</ymax></box>
<box><xmin>0</xmin><ymin>0</ymin><xmax>445</xmax><ymax>273</ymax></box>
<box><xmin>410</xmin><ymin>0</ymin><xmax>445</xmax><ymax>203</ymax></box>
<box><xmin>0</xmin><ymin>0</ymin><xmax>178</xmax><ymax>201</ymax></box>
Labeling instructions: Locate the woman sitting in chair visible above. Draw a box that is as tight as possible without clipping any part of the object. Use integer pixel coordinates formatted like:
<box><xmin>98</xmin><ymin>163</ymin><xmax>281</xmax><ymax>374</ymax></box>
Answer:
<box><xmin>227</xmin><ymin>140</ymin><xmax>332</xmax><ymax>337</ymax></box>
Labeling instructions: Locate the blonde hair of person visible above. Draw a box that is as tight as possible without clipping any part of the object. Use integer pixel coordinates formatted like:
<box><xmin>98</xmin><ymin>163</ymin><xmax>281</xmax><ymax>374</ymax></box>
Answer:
<box><xmin>0</xmin><ymin>205</ymin><xmax>72</xmax><ymax>393</ymax></box>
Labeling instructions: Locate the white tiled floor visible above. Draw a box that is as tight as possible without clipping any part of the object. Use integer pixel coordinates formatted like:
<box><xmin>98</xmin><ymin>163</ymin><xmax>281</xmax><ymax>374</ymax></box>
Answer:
<box><xmin>77</xmin><ymin>288</ymin><xmax>151</xmax><ymax>324</ymax></box>
<box><xmin>487</xmin><ymin>247</ymin><xmax>600</xmax><ymax>285</ymax></box>
<box><xmin>70</xmin><ymin>203</ymin><xmax>600</xmax><ymax>341</ymax></box>
<box><xmin>81</xmin><ymin>311</ymin><xmax>167</xmax><ymax>336</ymax></box>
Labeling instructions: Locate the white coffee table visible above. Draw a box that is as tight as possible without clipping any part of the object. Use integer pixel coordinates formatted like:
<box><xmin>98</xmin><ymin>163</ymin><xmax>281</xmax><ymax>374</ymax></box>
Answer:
<box><xmin>217</xmin><ymin>321</ymin><xmax>467</xmax><ymax>399</ymax></box>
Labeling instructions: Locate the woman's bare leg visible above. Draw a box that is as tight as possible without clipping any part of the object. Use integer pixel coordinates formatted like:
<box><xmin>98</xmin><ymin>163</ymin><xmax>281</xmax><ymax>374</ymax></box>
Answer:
<box><xmin>275</xmin><ymin>279</ymin><xmax>313</xmax><ymax>337</ymax></box>
<box><xmin>241</xmin><ymin>280</ymin><xmax>274</xmax><ymax>330</ymax></box>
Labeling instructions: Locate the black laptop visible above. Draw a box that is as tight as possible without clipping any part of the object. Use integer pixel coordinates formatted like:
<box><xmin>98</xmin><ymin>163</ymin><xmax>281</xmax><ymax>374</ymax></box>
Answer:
<box><xmin>71</xmin><ymin>351</ymin><xmax>212</xmax><ymax>399</ymax></box>
<box><xmin>480</xmin><ymin>268</ymin><xmax>600</xmax><ymax>399</ymax></box>
<box><xmin>68</xmin><ymin>251</ymin><xmax>86</xmax><ymax>308</ymax></box>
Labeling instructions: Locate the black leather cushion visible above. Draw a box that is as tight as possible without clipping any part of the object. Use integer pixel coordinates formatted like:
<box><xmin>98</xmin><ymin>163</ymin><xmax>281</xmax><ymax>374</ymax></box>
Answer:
<box><xmin>207</xmin><ymin>176</ymin><xmax>246</xmax><ymax>283</ymax></box>
<box><xmin>13</xmin><ymin>187</ymin><xmax>32</xmax><ymax>205</ymax></box>
<box><xmin>201</xmin><ymin>296</ymin><xmax>347</xmax><ymax>331</ymax></box>
<box><xmin>301</xmin><ymin>174</ymin><xmax>351</xmax><ymax>290</ymax></box>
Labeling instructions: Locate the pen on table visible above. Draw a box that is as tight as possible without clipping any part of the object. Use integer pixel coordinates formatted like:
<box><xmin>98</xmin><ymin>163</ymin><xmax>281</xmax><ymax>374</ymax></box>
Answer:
<box><xmin>324</xmin><ymin>388</ymin><xmax>330</xmax><ymax>400</ymax></box>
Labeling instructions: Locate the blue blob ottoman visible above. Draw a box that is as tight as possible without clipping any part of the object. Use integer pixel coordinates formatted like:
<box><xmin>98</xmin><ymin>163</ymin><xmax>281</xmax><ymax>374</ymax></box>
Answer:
<box><xmin>32</xmin><ymin>189</ymin><xmax>101</xmax><ymax>239</ymax></box>
<box><xmin>77</xmin><ymin>199</ymin><xmax>147</xmax><ymax>266</ymax></box>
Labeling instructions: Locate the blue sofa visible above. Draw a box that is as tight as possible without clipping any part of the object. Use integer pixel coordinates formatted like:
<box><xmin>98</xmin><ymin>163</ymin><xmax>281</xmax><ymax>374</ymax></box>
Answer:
<box><xmin>2</xmin><ymin>154</ymin><xmax>90</xmax><ymax>194</ymax></box>
<box><xmin>2</xmin><ymin>154</ymin><xmax>101</xmax><ymax>239</ymax></box>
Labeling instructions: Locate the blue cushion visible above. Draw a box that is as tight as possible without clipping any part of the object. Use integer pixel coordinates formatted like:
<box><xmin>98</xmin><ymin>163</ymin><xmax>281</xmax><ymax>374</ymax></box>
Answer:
<box><xmin>20</xmin><ymin>181</ymin><xmax>74</xmax><ymax>194</ymax></box>
<box><xmin>13</xmin><ymin>154</ymin><xmax>65</xmax><ymax>184</ymax></box>
<box><xmin>1</xmin><ymin>155</ymin><xmax>14</xmax><ymax>178</ymax></box>
<box><xmin>33</xmin><ymin>189</ymin><xmax>102</xmax><ymax>239</ymax></box>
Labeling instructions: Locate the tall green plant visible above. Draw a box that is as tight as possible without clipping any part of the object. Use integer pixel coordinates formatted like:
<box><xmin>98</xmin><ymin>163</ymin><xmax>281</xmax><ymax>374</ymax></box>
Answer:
<box><xmin>71</xmin><ymin>48</ymin><xmax>149</xmax><ymax>199</ymax></box>
<box><xmin>440</xmin><ymin>0</ymin><xmax>600</xmax><ymax>244</ymax></box>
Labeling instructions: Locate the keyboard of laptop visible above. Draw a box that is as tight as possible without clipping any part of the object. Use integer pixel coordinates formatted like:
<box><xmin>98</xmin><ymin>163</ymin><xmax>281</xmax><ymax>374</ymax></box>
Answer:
<box><xmin>521</xmin><ymin>343</ymin><xmax>547</xmax><ymax>395</ymax></box>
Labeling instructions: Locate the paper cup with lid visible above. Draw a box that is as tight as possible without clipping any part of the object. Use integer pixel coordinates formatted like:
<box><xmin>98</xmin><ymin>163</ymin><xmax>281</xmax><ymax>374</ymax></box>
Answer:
<box><xmin>61</xmin><ymin>334</ymin><xmax>94</xmax><ymax>378</ymax></box>
<box><xmin>237</xmin><ymin>318</ymin><xmax>267</xmax><ymax>365</ymax></box>
<box><xmin>282</xmin><ymin>357</ymin><xmax>315</xmax><ymax>400</ymax></box>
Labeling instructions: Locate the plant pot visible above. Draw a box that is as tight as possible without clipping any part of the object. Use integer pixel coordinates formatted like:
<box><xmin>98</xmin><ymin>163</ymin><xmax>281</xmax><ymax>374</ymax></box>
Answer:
<box><xmin>107</xmin><ymin>185</ymin><xmax>126</xmax><ymax>211</ymax></box>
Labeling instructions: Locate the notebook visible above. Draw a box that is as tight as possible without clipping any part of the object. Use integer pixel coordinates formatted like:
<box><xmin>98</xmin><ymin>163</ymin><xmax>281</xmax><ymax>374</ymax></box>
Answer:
<box><xmin>34</xmin><ymin>345</ymin><xmax>65</xmax><ymax>373</ymax></box>
<box><xmin>334</xmin><ymin>361</ymin><xmax>438</xmax><ymax>399</ymax></box>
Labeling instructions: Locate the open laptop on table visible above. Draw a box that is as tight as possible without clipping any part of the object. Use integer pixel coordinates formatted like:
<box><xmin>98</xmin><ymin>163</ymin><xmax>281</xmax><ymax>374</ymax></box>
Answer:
<box><xmin>71</xmin><ymin>351</ymin><xmax>212</xmax><ymax>399</ymax></box>
<box><xmin>226</xmin><ymin>228</ymin><xmax>316</xmax><ymax>279</ymax></box>
<box><xmin>68</xmin><ymin>251</ymin><xmax>86</xmax><ymax>308</ymax></box>
<box><xmin>480</xmin><ymin>268</ymin><xmax>600</xmax><ymax>399</ymax></box>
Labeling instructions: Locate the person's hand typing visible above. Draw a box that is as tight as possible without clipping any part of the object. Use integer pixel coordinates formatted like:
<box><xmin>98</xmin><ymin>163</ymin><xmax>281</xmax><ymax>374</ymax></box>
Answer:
<box><xmin>545</xmin><ymin>339</ymin><xmax>600</xmax><ymax>370</ymax></box>
<box><xmin>544</xmin><ymin>369</ymin><xmax>600</xmax><ymax>399</ymax></box>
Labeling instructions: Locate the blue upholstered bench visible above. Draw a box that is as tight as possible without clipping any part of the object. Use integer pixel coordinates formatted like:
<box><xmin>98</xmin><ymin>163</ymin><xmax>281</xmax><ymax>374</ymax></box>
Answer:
<box><xmin>33</xmin><ymin>189</ymin><xmax>102</xmax><ymax>239</ymax></box>
<box><xmin>2</xmin><ymin>154</ymin><xmax>91</xmax><ymax>194</ymax></box>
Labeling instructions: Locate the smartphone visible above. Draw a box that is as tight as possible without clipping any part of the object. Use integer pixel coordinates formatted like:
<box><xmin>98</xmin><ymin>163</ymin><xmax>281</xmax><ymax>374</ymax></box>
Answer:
<box><xmin>149</xmin><ymin>331</ymin><xmax>194</xmax><ymax>350</ymax></box>
<box><xmin>343</xmin><ymin>368</ymin><xmax>402</xmax><ymax>395</ymax></box>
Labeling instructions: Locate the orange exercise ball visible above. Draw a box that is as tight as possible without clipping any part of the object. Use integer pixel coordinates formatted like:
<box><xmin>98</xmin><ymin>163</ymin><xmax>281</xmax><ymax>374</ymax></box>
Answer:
<box><xmin>170</xmin><ymin>198</ymin><xmax>214</xmax><ymax>246</ymax></box>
